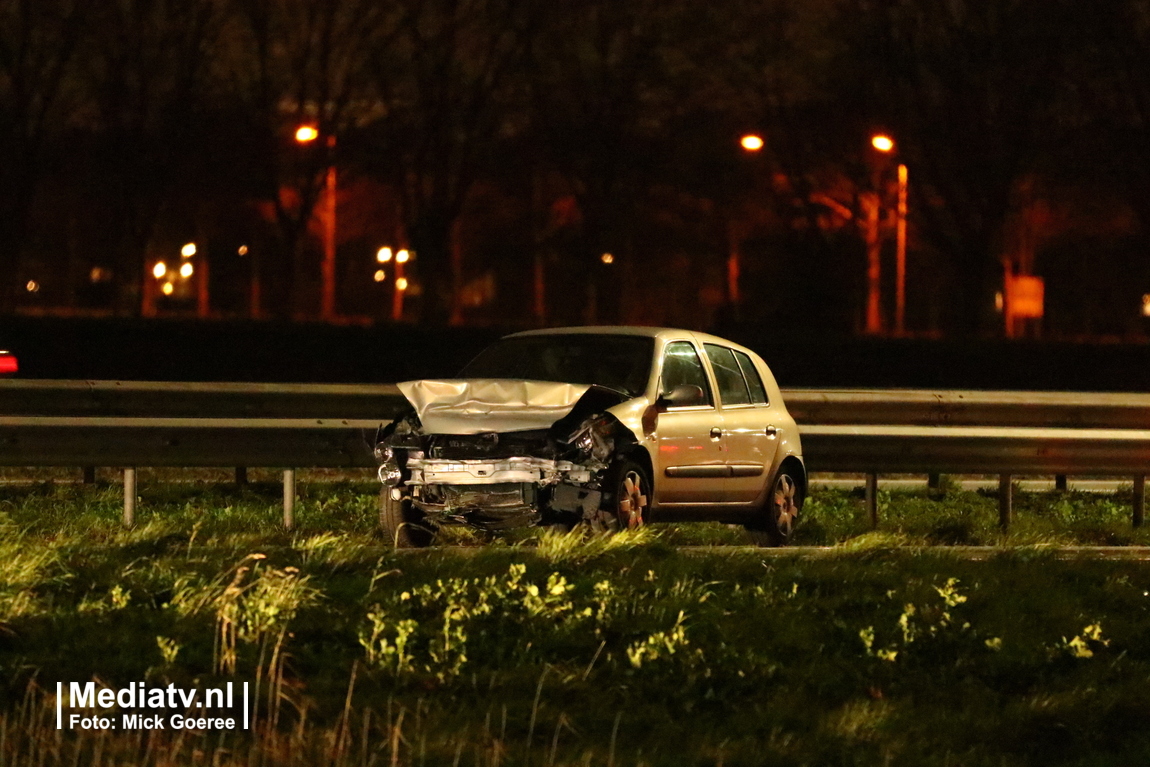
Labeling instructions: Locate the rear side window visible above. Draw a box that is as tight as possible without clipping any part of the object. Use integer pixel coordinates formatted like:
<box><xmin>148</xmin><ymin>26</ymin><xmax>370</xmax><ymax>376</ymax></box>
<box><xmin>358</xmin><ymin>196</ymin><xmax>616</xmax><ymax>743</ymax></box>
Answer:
<box><xmin>661</xmin><ymin>342</ymin><xmax>713</xmax><ymax>407</ymax></box>
<box><xmin>733</xmin><ymin>350</ymin><xmax>769</xmax><ymax>405</ymax></box>
<box><xmin>703</xmin><ymin>344</ymin><xmax>751</xmax><ymax>406</ymax></box>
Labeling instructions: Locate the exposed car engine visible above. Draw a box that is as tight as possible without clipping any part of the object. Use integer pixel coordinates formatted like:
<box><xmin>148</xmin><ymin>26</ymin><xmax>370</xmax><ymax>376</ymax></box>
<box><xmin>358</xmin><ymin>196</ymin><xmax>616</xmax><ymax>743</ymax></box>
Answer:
<box><xmin>375</xmin><ymin>384</ymin><xmax>632</xmax><ymax>530</ymax></box>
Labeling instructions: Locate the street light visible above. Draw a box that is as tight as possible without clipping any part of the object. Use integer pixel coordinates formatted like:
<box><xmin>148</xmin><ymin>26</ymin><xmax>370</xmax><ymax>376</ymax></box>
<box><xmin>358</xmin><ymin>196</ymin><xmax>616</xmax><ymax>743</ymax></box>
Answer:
<box><xmin>740</xmin><ymin>134</ymin><xmax>764</xmax><ymax>152</ymax></box>
<box><xmin>153</xmin><ymin>262</ymin><xmax>167</xmax><ymax>279</ymax></box>
<box><xmin>867</xmin><ymin>134</ymin><xmax>909</xmax><ymax>335</ymax></box>
<box><xmin>377</xmin><ymin>247</ymin><xmax>393</xmax><ymax>263</ymax></box>
<box><xmin>871</xmin><ymin>134</ymin><xmax>894</xmax><ymax>152</ymax></box>
<box><xmin>180</xmin><ymin>242</ymin><xmax>197</xmax><ymax>257</ymax></box>
<box><xmin>179</xmin><ymin>262</ymin><xmax>194</xmax><ymax>278</ymax></box>
<box><xmin>296</xmin><ymin>124</ymin><xmax>337</xmax><ymax>321</ymax></box>
<box><xmin>376</xmin><ymin>246</ymin><xmax>414</xmax><ymax>321</ymax></box>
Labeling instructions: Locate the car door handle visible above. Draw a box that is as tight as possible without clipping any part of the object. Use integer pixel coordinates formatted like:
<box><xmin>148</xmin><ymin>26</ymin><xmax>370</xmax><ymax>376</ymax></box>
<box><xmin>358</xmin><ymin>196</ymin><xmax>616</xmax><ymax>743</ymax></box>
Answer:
<box><xmin>709</xmin><ymin>427</ymin><xmax>722</xmax><ymax>439</ymax></box>
<box><xmin>765</xmin><ymin>426</ymin><xmax>779</xmax><ymax>437</ymax></box>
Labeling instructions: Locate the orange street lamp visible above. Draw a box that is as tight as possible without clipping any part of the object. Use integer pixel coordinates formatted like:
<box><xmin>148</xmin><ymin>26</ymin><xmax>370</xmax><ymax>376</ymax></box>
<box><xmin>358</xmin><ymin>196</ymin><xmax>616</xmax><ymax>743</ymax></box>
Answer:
<box><xmin>377</xmin><ymin>247</ymin><xmax>393</xmax><ymax>263</ymax></box>
<box><xmin>865</xmin><ymin>134</ymin><xmax>909</xmax><ymax>335</ymax></box>
<box><xmin>392</xmin><ymin>250</ymin><xmax>412</xmax><ymax>320</ymax></box>
<box><xmin>153</xmin><ymin>262</ymin><xmax>167</xmax><ymax>279</ymax></box>
<box><xmin>296</xmin><ymin>124</ymin><xmax>337</xmax><ymax>320</ymax></box>
<box><xmin>740</xmin><ymin>134</ymin><xmax>764</xmax><ymax>152</ymax></box>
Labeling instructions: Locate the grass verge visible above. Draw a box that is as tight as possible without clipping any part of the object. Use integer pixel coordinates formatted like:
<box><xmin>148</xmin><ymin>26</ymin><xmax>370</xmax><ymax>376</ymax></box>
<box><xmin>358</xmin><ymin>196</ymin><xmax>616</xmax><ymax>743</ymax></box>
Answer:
<box><xmin>1</xmin><ymin>475</ymin><xmax>1149</xmax><ymax>764</ymax></box>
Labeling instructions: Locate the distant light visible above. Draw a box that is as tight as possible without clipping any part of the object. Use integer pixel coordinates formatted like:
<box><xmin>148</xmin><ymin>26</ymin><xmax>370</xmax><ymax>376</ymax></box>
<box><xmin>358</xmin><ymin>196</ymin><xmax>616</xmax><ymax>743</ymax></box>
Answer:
<box><xmin>238</xmin><ymin>245</ymin><xmax>249</xmax><ymax>256</ymax></box>
<box><xmin>871</xmin><ymin>135</ymin><xmax>895</xmax><ymax>152</ymax></box>
<box><xmin>396</xmin><ymin>277</ymin><xmax>409</xmax><ymax>291</ymax></box>
<box><xmin>995</xmin><ymin>291</ymin><xmax>1004</xmax><ymax>312</ymax></box>
<box><xmin>740</xmin><ymin>134</ymin><xmax>764</xmax><ymax>152</ymax></box>
<box><xmin>161</xmin><ymin>282</ymin><xmax>174</xmax><ymax>296</ymax></box>
<box><xmin>25</xmin><ymin>280</ymin><xmax>39</xmax><ymax>293</ymax></box>
<box><xmin>0</xmin><ymin>352</ymin><xmax>16</xmax><ymax>375</ymax></box>
<box><xmin>89</xmin><ymin>267</ymin><xmax>110</xmax><ymax>283</ymax></box>
<box><xmin>601</xmin><ymin>253</ymin><xmax>615</xmax><ymax>265</ymax></box>
<box><xmin>295</xmin><ymin>125</ymin><xmax>319</xmax><ymax>143</ymax></box>
<box><xmin>396</xmin><ymin>249</ymin><xmax>410</xmax><ymax>264</ymax></box>
<box><xmin>373</xmin><ymin>269</ymin><xmax>386</xmax><ymax>282</ymax></box>
<box><xmin>153</xmin><ymin>262</ymin><xmax>167</xmax><ymax>279</ymax></box>
<box><xmin>181</xmin><ymin>242</ymin><xmax>197</xmax><ymax>257</ymax></box>
<box><xmin>1143</xmin><ymin>293</ymin><xmax>1150</xmax><ymax>317</ymax></box>
<box><xmin>377</xmin><ymin>247</ymin><xmax>392</xmax><ymax>263</ymax></box>
<box><xmin>179</xmin><ymin>262</ymin><xmax>194</xmax><ymax>278</ymax></box>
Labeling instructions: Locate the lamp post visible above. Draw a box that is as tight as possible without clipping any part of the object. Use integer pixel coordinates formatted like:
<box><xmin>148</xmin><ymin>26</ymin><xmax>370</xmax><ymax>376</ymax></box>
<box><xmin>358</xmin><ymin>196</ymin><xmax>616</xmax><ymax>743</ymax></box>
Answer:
<box><xmin>296</xmin><ymin>125</ymin><xmax>337</xmax><ymax>321</ymax></box>
<box><xmin>730</xmin><ymin>134</ymin><xmax>764</xmax><ymax>314</ymax></box>
<box><xmin>869</xmin><ymin>134</ymin><xmax>909</xmax><ymax>335</ymax></box>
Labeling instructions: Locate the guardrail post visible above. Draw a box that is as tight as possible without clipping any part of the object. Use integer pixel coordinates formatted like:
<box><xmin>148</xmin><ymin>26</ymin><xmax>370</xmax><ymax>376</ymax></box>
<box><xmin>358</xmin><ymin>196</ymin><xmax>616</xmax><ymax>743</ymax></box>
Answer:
<box><xmin>283</xmin><ymin>469</ymin><xmax>296</xmax><ymax>530</ymax></box>
<box><xmin>1055</xmin><ymin>474</ymin><xmax>1068</xmax><ymax>491</ymax></box>
<box><xmin>235</xmin><ymin>466</ymin><xmax>248</xmax><ymax>486</ymax></box>
<box><xmin>1134</xmin><ymin>476</ymin><xmax>1146</xmax><ymax>528</ymax></box>
<box><xmin>998</xmin><ymin>474</ymin><xmax>1012</xmax><ymax>530</ymax></box>
<box><xmin>927</xmin><ymin>473</ymin><xmax>940</xmax><ymax>490</ymax></box>
<box><xmin>123</xmin><ymin>468</ymin><xmax>136</xmax><ymax>528</ymax></box>
<box><xmin>865</xmin><ymin>473</ymin><xmax>879</xmax><ymax>528</ymax></box>
<box><xmin>82</xmin><ymin>466</ymin><xmax>96</xmax><ymax>484</ymax></box>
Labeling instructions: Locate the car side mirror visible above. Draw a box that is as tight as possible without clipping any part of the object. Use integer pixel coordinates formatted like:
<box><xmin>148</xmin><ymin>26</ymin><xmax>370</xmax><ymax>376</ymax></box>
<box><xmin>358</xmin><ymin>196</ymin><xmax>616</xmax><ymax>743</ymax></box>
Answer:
<box><xmin>657</xmin><ymin>384</ymin><xmax>704</xmax><ymax>409</ymax></box>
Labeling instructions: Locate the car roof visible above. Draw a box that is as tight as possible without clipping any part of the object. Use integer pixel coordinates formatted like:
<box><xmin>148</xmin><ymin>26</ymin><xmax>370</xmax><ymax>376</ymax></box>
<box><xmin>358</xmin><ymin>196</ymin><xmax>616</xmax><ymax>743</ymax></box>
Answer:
<box><xmin>503</xmin><ymin>326</ymin><xmax>758</xmax><ymax>355</ymax></box>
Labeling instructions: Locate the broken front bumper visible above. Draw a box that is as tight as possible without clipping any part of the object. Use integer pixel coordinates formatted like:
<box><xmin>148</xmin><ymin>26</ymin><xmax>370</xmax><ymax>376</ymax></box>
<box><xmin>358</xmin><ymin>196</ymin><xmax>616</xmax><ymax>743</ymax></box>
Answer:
<box><xmin>403</xmin><ymin>456</ymin><xmax>593</xmax><ymax>486</ymax></box>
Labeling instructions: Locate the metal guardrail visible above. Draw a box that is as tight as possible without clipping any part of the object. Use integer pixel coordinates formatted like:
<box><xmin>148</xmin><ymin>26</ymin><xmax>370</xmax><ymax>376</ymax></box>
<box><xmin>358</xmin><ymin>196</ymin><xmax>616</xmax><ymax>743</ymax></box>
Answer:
<box><xmin>0</xmin><ymin>381</ymin><xmax>1146</xmax><ymax>530</ymax></box>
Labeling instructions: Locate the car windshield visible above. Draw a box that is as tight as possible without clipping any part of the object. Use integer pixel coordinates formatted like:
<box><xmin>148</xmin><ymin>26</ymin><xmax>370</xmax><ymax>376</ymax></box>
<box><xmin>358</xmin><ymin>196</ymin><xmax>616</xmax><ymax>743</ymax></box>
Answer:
<box><xmin>458</xmin><ymin>334</ymin><xmax>655</xmax><ymax>397</ymax></box>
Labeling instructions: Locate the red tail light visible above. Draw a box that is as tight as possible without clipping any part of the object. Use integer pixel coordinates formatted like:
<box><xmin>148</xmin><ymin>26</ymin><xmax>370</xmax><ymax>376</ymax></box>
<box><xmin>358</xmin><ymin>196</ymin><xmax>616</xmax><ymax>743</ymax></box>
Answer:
<box><xmin>0</xmin><ymin>353</ymin><xmax>18</xmax><ymax>375</ymax></box>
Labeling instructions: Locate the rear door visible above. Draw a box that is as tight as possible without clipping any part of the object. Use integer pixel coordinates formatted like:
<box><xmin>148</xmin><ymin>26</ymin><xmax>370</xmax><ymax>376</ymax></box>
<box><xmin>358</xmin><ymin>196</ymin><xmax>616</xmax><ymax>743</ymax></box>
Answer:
<box><xmin>703</xmin><ymin>344</ymin><xmax>779</xmax><ymax>503</ymax></box>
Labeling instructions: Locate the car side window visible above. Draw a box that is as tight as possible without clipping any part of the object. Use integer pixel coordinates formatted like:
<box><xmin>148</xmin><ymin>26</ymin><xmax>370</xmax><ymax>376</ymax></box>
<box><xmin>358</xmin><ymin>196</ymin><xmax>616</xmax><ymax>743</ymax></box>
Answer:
<box><xmin>703</xmin><ymin>344</ymin><xmax>751</xmax><ymax>406</ymax></box>
<box><xmin>660</xmin><ymin>342</ymin><xmax>713</xmax><ymax>407</ymax></box>
<box><xmin>733</xmin><ymin>350</ymin><xmax>769</xmax><ymax>405</ymax></box>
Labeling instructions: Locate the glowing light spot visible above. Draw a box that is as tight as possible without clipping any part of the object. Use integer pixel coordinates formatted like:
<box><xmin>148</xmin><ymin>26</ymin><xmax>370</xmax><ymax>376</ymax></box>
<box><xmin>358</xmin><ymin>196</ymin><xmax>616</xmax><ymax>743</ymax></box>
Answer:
<box><xmin>153</xmin><ymin>262</ymin><xmax>167</xmax><ymax>279</ymax></box>
<box><xmin>396</xmin><ymin>249</ymin><xmax>410</xmax><ymax>264</ymax></box>
<box><xmin>161</xmin><ymin>282</ymin><xmax>174</xmax><ymax>296</ymax></box>
<box><xmin>181</xmin><ymin>242</ymin><xmax>197</xmax><ymax>257</ymax></box>
<box><xmin>601</xmin><ymin>253</ymin><xmax>615</xmax><ymax>265</ymax></box>
<box><xmin>373</xmin><ymin>269</ymin><xmax>386</xmax><ymax>282</ymax></box>
<box><xmin>377</xmin><ymin>247</ymin><xmax>393</xmax><ymax>263</ymax></box>
<box><xmin>238</xmin><ymin>245</ymin><xmax>248</xmax><ymax>256</ymax></box>
<box><xmin>1143</xmin><ymin>294</ymin><xmax>1150</xmax><ymax>317</ymax></box>
<box><xmin>179</xmin><ymin>262</ymin><xmax>194</xmax><ymax>278</ymax></box>
<box><xmin>295</xmin><ymin>125</ymin><xmax>319</xmax><ymax>143</ymax></box>
<box><xmin>740</xmin><ymin>134</ymin><xmax>764</xmax><ymax>151</ymax></box>
<box><xmin>396</xmin><ymin>277</ymin><xmax>409</xmax><ymax>291</ymax></box>
<box><xmin>871</xmin><ymin>135</ymin><xmax>895</xmax><ymax>152</ymax></box>
<box><xmin>25</xmin><ymin>280</ymin><xmax>39</xmax><ymax>293</ymax></box>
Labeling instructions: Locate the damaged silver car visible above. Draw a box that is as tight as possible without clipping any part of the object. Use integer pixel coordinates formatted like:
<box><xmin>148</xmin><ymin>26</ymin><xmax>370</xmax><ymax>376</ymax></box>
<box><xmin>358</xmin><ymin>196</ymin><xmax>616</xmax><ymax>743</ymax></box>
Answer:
<box><xmin>375</xmin><ymin>327</ymin><xmax>805</xmax><ymax>546</ymax></box>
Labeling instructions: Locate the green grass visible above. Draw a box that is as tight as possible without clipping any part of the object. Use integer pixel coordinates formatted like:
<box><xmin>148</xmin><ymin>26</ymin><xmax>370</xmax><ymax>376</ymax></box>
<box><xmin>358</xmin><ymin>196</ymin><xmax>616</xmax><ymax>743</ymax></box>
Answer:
<box><xmin>2</xmin><ymin>474</ymin><xmax>1150</xmax><ymax>765</ymax></box>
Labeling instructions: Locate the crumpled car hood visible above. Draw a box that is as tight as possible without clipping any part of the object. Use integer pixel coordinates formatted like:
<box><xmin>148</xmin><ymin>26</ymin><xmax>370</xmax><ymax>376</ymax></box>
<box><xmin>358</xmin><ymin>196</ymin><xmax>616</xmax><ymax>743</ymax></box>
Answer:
<box><xmin>397</xmin><ymin>379</ymin><xmax>593</xmax><ymax>434</ymax></box>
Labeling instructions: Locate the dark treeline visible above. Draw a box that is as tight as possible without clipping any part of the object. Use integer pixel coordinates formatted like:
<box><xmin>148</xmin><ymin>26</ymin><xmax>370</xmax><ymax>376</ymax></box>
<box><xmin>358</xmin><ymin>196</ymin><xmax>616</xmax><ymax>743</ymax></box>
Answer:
<box><xmin>2</xmin><ymin>0</ymin><xmax>1149</xmax><ymax>336</ymax></box>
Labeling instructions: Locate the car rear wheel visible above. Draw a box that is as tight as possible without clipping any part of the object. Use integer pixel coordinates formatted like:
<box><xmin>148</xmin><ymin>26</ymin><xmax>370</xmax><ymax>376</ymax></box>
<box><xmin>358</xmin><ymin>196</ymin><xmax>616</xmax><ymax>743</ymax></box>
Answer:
<box><xmin>380</xmin><ymin>488</ymin><xmax>435</xmax><ymax>547</ymax></box>
<box><xmin>589</xmin><ymin>458</ymin><xmax>650</xmax><ymax>533</ymax></box>
<box><xmin>747</xmin><ymin>467</ymin><xmax>803</xmax><ymax>547</ymax></box>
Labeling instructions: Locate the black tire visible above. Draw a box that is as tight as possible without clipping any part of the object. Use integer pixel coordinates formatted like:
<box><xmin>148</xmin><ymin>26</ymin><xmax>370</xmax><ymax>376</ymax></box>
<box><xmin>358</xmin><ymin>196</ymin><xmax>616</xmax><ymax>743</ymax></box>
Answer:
<box><xmin>589</xmin><ymin>458</ymin><xmax>651</xmax><ymax>532</ymax></box>
<box><xmin>380</xmin><ymin>488</ymin><xmax>435</xmax><ymax>548</ymax></box>
<box><xmin>747</xmin><ymin>467</ymin><xmax>803</xmax><ymax>547</ymax></box>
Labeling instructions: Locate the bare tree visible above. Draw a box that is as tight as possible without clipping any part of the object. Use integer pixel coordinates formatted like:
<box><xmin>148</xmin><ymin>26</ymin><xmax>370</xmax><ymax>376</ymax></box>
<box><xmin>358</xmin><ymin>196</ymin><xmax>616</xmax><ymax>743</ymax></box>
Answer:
<box><xmin>0</xmin><ymin>0</ymin><xmax>86</xmax><ymax>309</ymax></box>
<box><xmin>221</xmin><ymin>0</ymin><xmax>392</xmax><ymax>317</ymax></box>
<box><xmin>360</xmin><ymin>0</ymin><xmax>535</xmax><ymax>324</ymax></box>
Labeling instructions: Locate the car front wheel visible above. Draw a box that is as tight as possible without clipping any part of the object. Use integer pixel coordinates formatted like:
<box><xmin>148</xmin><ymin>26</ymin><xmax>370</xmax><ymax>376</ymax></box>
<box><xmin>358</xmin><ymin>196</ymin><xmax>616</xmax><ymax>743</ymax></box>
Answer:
<box><xmin>380</xmin><ymin>488</ymin><xmax>435</xmax><ymax>547</ymax></box>
<box><xmin>589</xmin><ymin>458</ymin><xmax>650</xmax><ymax>533</ymax></box>
<box><xmin>747</xmin><ymin>467</ymin><xmax>803</xmax><ymax>547</ymax></box>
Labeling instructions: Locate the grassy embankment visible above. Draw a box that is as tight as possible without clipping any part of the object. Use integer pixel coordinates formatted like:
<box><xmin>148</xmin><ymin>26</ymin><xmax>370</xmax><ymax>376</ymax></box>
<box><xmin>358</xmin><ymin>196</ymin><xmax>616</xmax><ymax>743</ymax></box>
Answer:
<box><xmin>1</xmin><ymin>472</ymin><xmax>1150</xmax><ymax>765</ymax></box>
